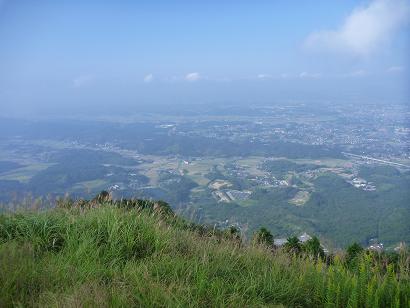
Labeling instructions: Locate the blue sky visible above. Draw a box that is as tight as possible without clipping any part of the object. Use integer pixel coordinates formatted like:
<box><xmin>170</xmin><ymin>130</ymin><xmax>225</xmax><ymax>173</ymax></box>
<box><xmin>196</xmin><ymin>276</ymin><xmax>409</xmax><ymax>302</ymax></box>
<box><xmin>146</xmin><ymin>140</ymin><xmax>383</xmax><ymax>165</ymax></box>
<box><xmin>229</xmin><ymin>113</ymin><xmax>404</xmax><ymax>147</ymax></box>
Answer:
<box><xmin>0</xmin><ymin>0</ymin><xmax>409</xmax><ymax>116</ymax></box>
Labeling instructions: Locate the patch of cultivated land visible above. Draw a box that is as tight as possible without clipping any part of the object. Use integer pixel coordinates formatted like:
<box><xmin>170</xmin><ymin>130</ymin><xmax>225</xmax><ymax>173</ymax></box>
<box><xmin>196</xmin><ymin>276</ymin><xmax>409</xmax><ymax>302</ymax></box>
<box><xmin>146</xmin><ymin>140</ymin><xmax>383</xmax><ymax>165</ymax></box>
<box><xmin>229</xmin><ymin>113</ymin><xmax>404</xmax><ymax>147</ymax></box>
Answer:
<box><xmin>209</xmin><ymin>179</ymin><xmax>232</xmax><ymax>190</ymax></box>
<box><xmin>0</xmin><ymin>163</ymin><xmax>54</xmax><ymax>183</ymax></box>
<box><xmin>136</xmin><ymin>155</ymin><xmax>180</xmax><ymax>185</ymax></box>
<box><xmin>234</xmin><ymin>157</ymin><xmax>267</xmax><ymax>176</ymax></box>
<box><xmin>138</xmin><ymin>156</ymin><xmax>231</xmax><ymax>186</ymax></box>
<box><xmin>72</xmin><ymin>179</ymin><xmax>109</xmax><ymax>192</ymax></box>
<box><xmin>288</xmin><ymin>158</ymin><xmax>352</xmax><ymax>168</ymax></box>
<box><xmin>187</xmin><ymin>173</ymin><xmax>210</xmax><ymax>186</ymax></box>
<box><xmin>289</xmin><ymin>190</ymin><xmax>310</xmax><ymax>206</ymax></box>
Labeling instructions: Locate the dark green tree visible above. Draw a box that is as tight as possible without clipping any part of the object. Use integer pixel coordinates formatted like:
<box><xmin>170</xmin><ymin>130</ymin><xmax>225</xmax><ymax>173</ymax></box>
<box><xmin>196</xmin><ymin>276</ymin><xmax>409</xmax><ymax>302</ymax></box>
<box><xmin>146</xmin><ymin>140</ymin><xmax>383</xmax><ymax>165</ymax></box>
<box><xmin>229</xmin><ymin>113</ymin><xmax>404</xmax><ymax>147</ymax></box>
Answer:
<box><xmin>346</xmin><ymin>242</ymin><xmax>364</xmax><ymax>267</ymax></box>
<box><xmin>224</xmin><ymin>226</ymin><xmax>240</xmax><ymax>239</ymax></box>
<box><xmin>224</xmin><ymin>226</ymin><xmax>242</xmax><ymax>246</ymax></box>
<box><xmin>252</xmin><ymin>227</ymin><xmax>274</xmax><ymax>247</ymax></box>
<box><xmin>304</xmin><ymin>236</ymin><xmax>325</xmax><ymax>260</ymax></box>
<box><xmin>284</xmin><ymin>236</ymin><xmax>302</xmax><ymax>255</ymax></box>
<box><xmin>94</xmin><ymin>190</ymin><xmax>111</xmax><ymax>203</ymax></box>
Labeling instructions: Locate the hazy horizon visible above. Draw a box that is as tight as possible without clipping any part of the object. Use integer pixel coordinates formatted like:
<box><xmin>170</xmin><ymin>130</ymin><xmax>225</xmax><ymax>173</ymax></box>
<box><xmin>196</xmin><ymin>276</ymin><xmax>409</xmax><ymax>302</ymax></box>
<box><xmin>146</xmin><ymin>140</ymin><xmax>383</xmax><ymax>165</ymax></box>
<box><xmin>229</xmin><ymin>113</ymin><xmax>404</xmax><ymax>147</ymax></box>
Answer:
<box><xmin>0</xmin><ymin>0</ymin><xmax>409</xmax><ymax>117</ymax></box>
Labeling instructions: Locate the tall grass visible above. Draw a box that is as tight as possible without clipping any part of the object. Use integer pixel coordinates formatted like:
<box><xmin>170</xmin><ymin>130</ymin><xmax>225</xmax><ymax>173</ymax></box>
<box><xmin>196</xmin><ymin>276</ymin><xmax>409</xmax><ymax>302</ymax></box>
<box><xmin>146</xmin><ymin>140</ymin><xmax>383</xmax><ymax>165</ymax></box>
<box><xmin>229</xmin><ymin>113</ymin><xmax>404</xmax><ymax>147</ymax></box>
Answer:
<box><xmin>0</xmin><ymin>201</ymin><xmax>409</xmax><ymax>307</ymax></box>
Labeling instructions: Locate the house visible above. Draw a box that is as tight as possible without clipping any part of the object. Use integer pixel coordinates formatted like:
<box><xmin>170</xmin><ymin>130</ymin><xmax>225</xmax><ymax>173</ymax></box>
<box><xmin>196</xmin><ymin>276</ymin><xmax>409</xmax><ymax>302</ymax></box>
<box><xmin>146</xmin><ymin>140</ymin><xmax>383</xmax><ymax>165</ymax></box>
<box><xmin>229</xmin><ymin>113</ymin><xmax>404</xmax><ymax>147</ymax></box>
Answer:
<box><xmin>298</xmin><ymin>232</ymin><xmax>312</xmax><ymax>243</ymax></box>
<box><xmin>394</xmin><ymin>242</ymin><xmax>406</xmax><ymax>253</ymax></box>
<box><xmin>368</xmin><ymin>243</ymin><xmax>384</xmax><ymax>253</ymax></box>
<box><xmin>274</xmin><ymin>238</ymin><xmax>288</xmax><ymax>247</ymax></box>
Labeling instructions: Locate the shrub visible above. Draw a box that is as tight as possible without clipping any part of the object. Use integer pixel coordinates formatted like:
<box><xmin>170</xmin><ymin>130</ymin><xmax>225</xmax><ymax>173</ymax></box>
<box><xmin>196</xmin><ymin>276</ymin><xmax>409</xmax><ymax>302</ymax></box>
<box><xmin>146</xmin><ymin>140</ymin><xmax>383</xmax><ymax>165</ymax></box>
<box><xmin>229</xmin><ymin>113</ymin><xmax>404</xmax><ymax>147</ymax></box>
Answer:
<box><xmin>252</xmin><ymin>227</ymin><xmax>274</xmax><ymax>247</ymax></box>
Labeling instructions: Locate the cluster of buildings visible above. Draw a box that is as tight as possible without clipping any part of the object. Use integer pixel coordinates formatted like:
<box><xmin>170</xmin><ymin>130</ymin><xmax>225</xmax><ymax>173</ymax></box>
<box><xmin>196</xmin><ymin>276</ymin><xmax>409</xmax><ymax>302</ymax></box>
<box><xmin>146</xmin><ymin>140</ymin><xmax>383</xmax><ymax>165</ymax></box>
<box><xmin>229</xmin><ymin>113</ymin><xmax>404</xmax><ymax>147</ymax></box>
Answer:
<box><xmin>274</xmin><ymin>232</ymin><xmax>312</xmax><ymax>247</ymax></box>
<box><xmin>170</xmin><ymin>103</ymin><xmax>409</xmax><ymax>161</ymax></box>
<box><xmin>367</xmin><ymin>238</ymin><xmax>385</xmax><ymax>252</ymax></box>
<box><xmin>348</xmin><ymin>177</ymin><xmax>376</xmax><ymax>191</ymax></box>
<box><xmin>212</xmin><ymin>187</ymin><xmax>252</xmax><ymax>203</ymax></box>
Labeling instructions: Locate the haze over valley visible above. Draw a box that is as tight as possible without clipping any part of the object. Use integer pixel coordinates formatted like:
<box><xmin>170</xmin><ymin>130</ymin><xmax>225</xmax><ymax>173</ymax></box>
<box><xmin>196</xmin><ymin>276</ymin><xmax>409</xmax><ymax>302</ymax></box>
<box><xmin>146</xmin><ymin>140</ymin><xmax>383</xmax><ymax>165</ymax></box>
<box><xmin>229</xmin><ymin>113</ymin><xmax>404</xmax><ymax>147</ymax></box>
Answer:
<box><xmin>1</xmin><ymin>101</ymin><xmax>409</xmax><ymax>249</ymax></box>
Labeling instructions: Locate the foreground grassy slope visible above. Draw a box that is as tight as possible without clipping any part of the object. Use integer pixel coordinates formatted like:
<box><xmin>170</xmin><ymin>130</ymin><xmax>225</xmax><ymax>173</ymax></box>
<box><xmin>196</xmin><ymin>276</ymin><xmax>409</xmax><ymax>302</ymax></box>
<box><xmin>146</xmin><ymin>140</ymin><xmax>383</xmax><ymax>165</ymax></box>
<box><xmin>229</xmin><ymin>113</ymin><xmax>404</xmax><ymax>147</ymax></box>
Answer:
<box><xmin>0</xmin><ymin>198</ymin><xmax>409</xmax><ymax>307</ymax></box>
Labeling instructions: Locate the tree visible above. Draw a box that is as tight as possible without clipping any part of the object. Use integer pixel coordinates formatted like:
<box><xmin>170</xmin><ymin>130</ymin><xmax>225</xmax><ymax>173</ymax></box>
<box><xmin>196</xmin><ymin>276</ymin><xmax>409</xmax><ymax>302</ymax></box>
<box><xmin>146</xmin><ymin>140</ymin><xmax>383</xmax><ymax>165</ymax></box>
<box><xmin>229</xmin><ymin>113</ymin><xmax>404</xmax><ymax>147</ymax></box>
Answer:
<box><xmin>225</xmin><ymin>226</ymin><xmax>240</xmax><ymax>239</ymax></box>
<box><xmin>224</xmin><ymin>226</ymin><xmax>242</xmax><ymax>246</ymax></box>
<box><xmin>252</xmin><ymin>227</ymin><xmax>274</xmax><ymax>247</ymax></box>
<box><xmin>284</xmin><ymin>236</ymin><xmax>302</xmax><ymax>255</ymax></box>
<box><xmin>346</xmin><ymin>242</ymin><xmax>363</xmax><ymax>267</ymax></box>
<box><xmin>94</xmin><ymin>190</ymin><xmax>111</xmax><ymax>203</ymax></box>
<box><xmin>304</xmin><ymin>236</ymin><xmax>325</xmax><ymax>260</ymax></box>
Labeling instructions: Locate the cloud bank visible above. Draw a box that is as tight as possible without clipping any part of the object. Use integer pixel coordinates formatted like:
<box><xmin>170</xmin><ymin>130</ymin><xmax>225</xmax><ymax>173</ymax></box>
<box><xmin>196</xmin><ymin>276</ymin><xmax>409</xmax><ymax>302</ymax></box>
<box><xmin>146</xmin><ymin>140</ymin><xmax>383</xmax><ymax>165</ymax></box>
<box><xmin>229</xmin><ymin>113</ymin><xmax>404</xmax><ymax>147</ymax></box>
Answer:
<box><xmin>73</xmin><ymin>74</ymin><xmax>95</xmax><ymax>88</ymax></box>
<box><xmin>144</xmin><ymin>74</ymin><xmax>154</xmax><ymax>83</ymax></box>
<box><xmin>257</xmin><ymin>74</ymin><xmax>272</xmax><ymax>79</ymax></box>
<box><xmin>387</xmin><ymin>65</ymin><xmax>405</xmax><ymax>72</ymax></box>
<box><xmin>185</xmin><ymin>72</ymin><xmax>201</xmax><ymax>81</ymax></box>
<box><xmin>305</xmin><ymin>0</ymin><xmax>410</xmax><ymax>55</ymax></box>
<box><xmin>299</xmin><ymin>72</ymin><xmax>321</xmax><ymax>79</ymax></box>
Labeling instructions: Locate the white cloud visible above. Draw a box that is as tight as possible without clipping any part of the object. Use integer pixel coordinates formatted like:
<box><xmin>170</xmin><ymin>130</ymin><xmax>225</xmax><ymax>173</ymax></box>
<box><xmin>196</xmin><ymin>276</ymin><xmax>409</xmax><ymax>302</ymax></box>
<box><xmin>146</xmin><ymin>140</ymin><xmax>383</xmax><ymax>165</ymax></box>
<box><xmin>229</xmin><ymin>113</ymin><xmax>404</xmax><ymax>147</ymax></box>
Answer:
<box><xmin>185</xmin><ymin>72</ymin><xmax>201</xmax><ymax>81</ymax></box>
<box><xmin>280</xmin><ymin>73</ymin><xmax>292</xmax><ymax>79</ymax></box>
<box><xmin>304</xmin><ymin>0</ymin><xmax>410</xmax><ymax>55</ymax></box>
<box><xmin>257</xmin><ymin>74</ymin><xmax>272</xmax><ymax>80</ymax></box>
<box><xmin>73</xmin><ymin>74</ymin><xmax>95</xmax><ymax>88</ymax></box>
<box><xmin>144</xmin><ymin>74</ymin><xmax>154</xmax><ymax>83</ymax></box>
<box><xmin>349</xmin><ymin>69</ymin><xmax>367</xmax><ymax>77</ymax></box>
<box><xmin>299</xmin><ymin>72</ymin><xmax>321</xmax><ymax>79</ymax></box>
<box><xmin>387</xmin><ymin>65</ymin><xmax>405</xmax><ymax>72</ymax></box>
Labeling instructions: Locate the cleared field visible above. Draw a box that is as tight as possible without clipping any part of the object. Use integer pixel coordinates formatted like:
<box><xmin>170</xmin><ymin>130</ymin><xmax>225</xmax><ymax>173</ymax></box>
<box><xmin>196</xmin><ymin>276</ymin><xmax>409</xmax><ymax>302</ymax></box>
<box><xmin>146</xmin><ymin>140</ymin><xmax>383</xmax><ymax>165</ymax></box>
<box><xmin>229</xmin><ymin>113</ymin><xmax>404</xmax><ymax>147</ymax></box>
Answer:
<box><xmin>136</xmin><ymin>155</ymin><xmax>180</xmax><ymax>185</ymax></box>
<box><xmin>289</xmin><ymin>158</ymin><xmax>352</xmax><ymax>168</ymax></box>
<box><xmin>209</xmin><ymin>179</ymin><xmax>232</xmax><ymax>190</ymax></box>
<box><xmin>137</xmin><ymin>156</ymin><xmax>230</xmax><ymax>186</ymax></box>
<box><xmin>235</xmin><ymin>199</ymin><xmax>260</xmax><ymax>207</ymax></box>
<box><xmin>0</xmin><ymin>163</ymin><xmax>54</xmax><ymax>183</ymax></box>
<box><xmin>234</xmin><ymin>156</ymin><xmax>266</xmax><ymax>176</ymax></box>
<box><xmin>72</xmin><ymin>179</ymin><xmax>108</xmax><ymax>192</ymax></box>
<box><xmin>289</xmin><ymin>190</ymin><xmax>310</xmax><ymax>206</ymax></box>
